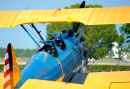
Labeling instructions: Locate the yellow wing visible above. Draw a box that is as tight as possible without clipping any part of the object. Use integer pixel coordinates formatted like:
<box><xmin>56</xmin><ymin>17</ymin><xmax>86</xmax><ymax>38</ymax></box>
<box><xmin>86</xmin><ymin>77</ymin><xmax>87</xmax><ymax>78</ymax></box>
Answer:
<box><xmin>84</xmin><ymin>71</ymin><xmax>130</xmax><ymax>89</ymax></box>
<box><xmin>0</xmin><ymin>74</ymin><xmax>4</xmax><ymax>89</ymax></box>
<box><xmin>20</xmin><ymin>79</ymin><xmax>100</xmax><ymax>89</ymax></box>
<box><xmin>0</xmin><ymin>6</ymin><xmax>130</xmax><ymax>27</ymax></box>
<box><xmin>20</xmin><ymin>71</ymin><xmax>130</xmax><ymax>89</ymax></box>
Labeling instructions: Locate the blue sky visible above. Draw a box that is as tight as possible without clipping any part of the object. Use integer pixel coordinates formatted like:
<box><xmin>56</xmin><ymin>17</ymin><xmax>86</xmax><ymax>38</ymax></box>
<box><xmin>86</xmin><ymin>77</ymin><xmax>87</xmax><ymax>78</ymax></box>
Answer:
<box><xmin>0</xmin><ymin>0</ymin><xmax>130</xmax><ymax>49</ymax></box>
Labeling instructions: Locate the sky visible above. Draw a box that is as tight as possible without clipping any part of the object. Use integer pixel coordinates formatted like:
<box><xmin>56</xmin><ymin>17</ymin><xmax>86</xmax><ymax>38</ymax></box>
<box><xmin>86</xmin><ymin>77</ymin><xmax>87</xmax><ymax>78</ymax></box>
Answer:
<box><xmin>0</xmin><ymin>0</ymin><xmax>130</xmax><ymax>49</ymax></box>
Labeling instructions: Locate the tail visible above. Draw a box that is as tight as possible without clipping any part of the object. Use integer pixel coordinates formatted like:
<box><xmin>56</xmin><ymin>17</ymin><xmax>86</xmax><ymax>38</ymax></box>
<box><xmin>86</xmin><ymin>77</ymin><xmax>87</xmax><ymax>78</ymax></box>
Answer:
<box><xmin>3</xmin><ymin>43</ymin><xmax>21</xmax><ymax>89</ymax></box>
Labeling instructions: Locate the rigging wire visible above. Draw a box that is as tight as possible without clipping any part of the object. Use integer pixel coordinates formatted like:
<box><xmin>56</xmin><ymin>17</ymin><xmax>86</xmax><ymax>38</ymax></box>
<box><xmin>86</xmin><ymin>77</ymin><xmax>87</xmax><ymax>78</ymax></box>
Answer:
<box><xmin>29</xmin><ymin>25</ymin><xmax>41</xmax><ymax>48</ymax></box>
<box><xmin>28</xmin><ymin>24</ymin><xmax>41</xmax><ymax>41</ymax></box>
<box><xmin>25</xmin><ymin>24</ymin><xmax>42</xmax><ymax>49</ymax></box>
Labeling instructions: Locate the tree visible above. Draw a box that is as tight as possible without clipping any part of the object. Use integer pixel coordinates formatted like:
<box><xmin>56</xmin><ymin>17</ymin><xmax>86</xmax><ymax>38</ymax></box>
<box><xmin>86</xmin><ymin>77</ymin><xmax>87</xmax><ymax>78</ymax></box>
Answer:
<box><xmin>120</xmin><ymin>23</ymin><xmax>130</xmax><ymax>43</ymax></box>
<box><xmin>0</xmin><ymin>48</ymin><xmax>6</xmax><ymax>58</ymax></box>
<box><xmin>120</xmin><ymin>24</ymin><xmax>130</xmax><ymax>35</ymax></box>
<box><xmin>83</xmin><ymin>25</ymin><xmax>118</xmax><ymax>60</ymax></box>
<box><xmin>115</xmin><ymin>35</ymin><xmax>126</xmax><ymax>71</ymax></box>
<box><xmin>119</xmin><ymin>23</ymin><xmax>130</xmax><ymax>57</ymax></box>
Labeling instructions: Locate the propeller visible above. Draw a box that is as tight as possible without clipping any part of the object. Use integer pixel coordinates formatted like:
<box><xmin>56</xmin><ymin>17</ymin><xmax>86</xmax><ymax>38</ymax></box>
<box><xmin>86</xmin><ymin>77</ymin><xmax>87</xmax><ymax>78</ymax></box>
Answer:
<box><xmin>80</xmin><ymin>1</ymin><xmax>85</xmax><ymax>8</ymax></box>
<box><xmin>73</xmin><ymin>1</ymin><xmax>85</xmax><ymax>33</ymax></box>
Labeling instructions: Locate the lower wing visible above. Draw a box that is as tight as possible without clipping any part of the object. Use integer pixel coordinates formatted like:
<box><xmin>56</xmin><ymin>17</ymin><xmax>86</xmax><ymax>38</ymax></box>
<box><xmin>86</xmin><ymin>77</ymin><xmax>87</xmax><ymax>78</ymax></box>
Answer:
<box><xmin>20</xmin><ymin>71</ymin><xmax>130</xmax><ymax>89</ymax></box>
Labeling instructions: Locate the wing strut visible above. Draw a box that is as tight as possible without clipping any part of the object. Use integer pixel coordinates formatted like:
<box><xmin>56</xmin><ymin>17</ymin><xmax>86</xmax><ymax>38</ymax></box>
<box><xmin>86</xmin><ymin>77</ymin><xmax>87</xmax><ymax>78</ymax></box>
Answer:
<box><xmin>31</xmin><ymin>24</ymin><xmax>44</xmax><ymax>42</ymax></box>
<box><xmin>73</xmin><ymin>25</ymin><xmax>86</xmax><ymax>47</ymax></box>
<box><xmin>21</xmin><ymin>25</ymin><xmax>41</xmax><ymax>48</ymax></box>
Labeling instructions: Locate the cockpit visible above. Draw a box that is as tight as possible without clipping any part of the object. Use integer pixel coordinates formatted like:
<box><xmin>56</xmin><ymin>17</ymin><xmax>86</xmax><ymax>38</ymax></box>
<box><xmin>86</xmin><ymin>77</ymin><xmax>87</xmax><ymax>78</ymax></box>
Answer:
<box><xmin>51</xmin><ymin>38</ymin><xmax>66</xmax><ymax>51</ymax></box>
<box><xmin>47</xmin><ymin>33</ymin><xmax>67</xmax><ymax>51</ymax></box>
<box><xmin>38</xmin><ymin>41</ymin><xmax>59</xmax><ymax>58</ymax></box>
<box><xmin>38</xmin><ymin>36</ymin><xmax>66</xmax><ymax>58</ymax></box>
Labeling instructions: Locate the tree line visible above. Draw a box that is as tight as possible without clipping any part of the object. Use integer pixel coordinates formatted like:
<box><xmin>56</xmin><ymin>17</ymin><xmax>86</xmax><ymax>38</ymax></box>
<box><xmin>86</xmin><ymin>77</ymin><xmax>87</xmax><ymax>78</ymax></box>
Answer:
<box><xmin>0</xmin><ymin>48</ymin><xmax>37</xmax><ymax>58</ymax></box>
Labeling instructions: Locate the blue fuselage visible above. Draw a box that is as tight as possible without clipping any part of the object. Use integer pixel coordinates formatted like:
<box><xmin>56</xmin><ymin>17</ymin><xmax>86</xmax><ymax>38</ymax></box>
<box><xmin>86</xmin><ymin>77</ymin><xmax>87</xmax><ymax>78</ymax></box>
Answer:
<box><xmin>15</xmin><ymin>33</ymin><xmax>83</xmax><ymax>88</ymax></box>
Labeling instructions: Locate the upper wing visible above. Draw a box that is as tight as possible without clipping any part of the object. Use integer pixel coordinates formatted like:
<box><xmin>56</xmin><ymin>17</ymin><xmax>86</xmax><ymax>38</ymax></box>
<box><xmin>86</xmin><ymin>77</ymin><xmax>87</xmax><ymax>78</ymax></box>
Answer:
<box><xmin>0</xmin><ymin>6</ymin><xmax>130</xmax><ymax>27</ymax></box>
<box><xmin>0</xmin><ymin>74</ymin><xmax>4</xmax><ymax>89</ymax></box>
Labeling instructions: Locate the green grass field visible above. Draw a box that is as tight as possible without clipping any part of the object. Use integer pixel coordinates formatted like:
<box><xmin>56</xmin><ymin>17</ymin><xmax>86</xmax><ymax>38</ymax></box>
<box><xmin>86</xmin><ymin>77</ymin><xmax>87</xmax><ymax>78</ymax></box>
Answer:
<box><xmin>0</xmin><ymin>64</ymin><xmax>130</xmax><ymax>73</ymax></box>
<box><xmin>89</xmin><ymin>57</ymin><xmax>127</xmax><ymax>63</ymax></box>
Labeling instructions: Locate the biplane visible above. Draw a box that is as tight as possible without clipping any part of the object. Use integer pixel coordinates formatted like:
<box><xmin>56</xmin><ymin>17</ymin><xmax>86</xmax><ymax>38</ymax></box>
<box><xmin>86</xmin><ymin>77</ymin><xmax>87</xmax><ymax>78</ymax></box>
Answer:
<box><xmin>0</xmin><ymin>1</ymin><xmax>130</xmax><ymax>89</ymax></box>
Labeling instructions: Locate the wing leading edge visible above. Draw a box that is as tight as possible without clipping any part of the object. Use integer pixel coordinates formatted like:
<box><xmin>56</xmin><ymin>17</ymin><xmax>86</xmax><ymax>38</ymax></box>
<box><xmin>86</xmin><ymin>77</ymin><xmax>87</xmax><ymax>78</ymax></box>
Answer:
<box><xmin>0</xmin><ymin>6</ymin><xmax>130</xmax><ymax>27</ymax></box>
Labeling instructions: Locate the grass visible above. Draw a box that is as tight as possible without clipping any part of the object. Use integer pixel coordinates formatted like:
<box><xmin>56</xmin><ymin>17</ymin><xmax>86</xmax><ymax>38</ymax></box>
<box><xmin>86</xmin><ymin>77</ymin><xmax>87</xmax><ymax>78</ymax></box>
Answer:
<box><xmin>0</xmin><ymin>64</ymin><xmax>4</xmax><ymax>72</ymax></box>
<box><xmin>0</xmin><ymin>58</ymin><xmax>28</xmax><ymax>73</ymax></box>
<box><xmin>0</xmin><ymin>64</ymin><xmax>24</xmax><ymax>72</ymax></box>
<box><xmin>1</xmin><ymin>64</ymin><xmax>130</xmax><ymax>73</ymax></box>
<box><xmin>86</xmin><ymin>65</ymin><xmax>130</xmax><ymax>72</ymax></box>
<box><xmin>90</xmin><ymin>57</ymin><xmax>127</xmax><ymax>63</ymax></box>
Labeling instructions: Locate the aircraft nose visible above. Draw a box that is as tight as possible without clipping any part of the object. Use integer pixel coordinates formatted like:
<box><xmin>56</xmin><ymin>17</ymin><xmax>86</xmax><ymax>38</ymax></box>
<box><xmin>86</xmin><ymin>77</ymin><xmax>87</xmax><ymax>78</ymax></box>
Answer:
<box><xmin>16</xmin><ymin>51</ymin><xmax>59</xmax><ymax>88</ymax></box>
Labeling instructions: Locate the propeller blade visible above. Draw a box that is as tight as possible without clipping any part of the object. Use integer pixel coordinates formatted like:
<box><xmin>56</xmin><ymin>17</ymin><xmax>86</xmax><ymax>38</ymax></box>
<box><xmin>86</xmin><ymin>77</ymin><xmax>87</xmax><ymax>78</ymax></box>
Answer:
<box><xmin>80</xmin><ymin>1</ymin><xmax>85</xmax><ymax>8</ymax></box>
<box><xmin>73</xmin><ymin>1</ymin><xmax>85</xmax><ymax>33</ymax></box>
